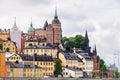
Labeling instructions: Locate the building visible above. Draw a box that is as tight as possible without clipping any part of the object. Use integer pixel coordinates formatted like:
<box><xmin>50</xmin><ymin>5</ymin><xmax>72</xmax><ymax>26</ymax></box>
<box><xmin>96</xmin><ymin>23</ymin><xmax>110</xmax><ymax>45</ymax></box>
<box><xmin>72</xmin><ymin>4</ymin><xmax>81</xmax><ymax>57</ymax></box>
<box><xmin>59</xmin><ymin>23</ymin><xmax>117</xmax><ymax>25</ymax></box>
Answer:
<box><xmin>107</xmin><ymin>64</ymin><xmax>118</xmax><ymax>78</ymax></box>
<box><xmin>63</xmin><ymin>52</ymin><xmax>83</xmax><ymax>68</ymax></box>
<box><xmin>27</xmin><ymin>8</ymin><xmax>62</xmax><ymax>45</ymax></box>
<box><xmin>23</xmin><ymin>45</ymin><xmax>57</xmax><ymax>58</ymax></box>
<box><xmin>0</xmin><ymin>29</ymin><xmax>10</xmax><ymax>41</ymax></box>
<box><xmin>63</xmin><ymin>67</ymin><xmax>83</xmax><ymax>77</ymax></box>
<box><xmin>10</xmin><ymin>18</ymin><xmax>22</xmax><ymax>52</ymax></box>
<box><xmin>0</xmin><ymin>51</ymin><xmax>10</xmax><ymax>77</ymax></box>
<box><xmin>92</xmin><ymin>45</ymin><xmax>100</xmax><ymax>78</ymax></box>
<box><xmin>2</xmin><ymin>38</ymin><xmax>17</xmax><ymax>53</ymax></box>
<box><xmin>6</xmin><ymin>53</ymin><xmax>55</xmax><ymax>77</ymax></box>
<box><xmin>6</xmin><ymin>61</ymin><xmax>43</xmax><ymax>78</ymax></box>
<box><xmin>24</xmin><ymin>37</ymin><xmax>47</xmax><ymax>47</ymax></box>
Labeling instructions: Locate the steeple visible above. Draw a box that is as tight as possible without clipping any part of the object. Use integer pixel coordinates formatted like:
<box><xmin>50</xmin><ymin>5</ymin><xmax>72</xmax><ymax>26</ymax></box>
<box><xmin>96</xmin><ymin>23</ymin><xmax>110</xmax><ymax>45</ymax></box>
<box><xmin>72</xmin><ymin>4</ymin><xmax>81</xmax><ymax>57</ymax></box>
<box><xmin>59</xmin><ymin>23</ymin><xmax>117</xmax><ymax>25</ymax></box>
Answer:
<box><xmin>83</xmin><ymin>30</ymin><xmax>90</xmax><ymax>52</ymax></box>
<box><xmin>52</xmin><ymin>7</ymin><xmax>61</xmax><ymax>24</ymax></box>
<box><xmin>14</xmin><ymin>17</ymin><xmax>16</xmax><ymax>26</ymax></box>
<box><xmin>43</xmin><ymin>20</ymin><xmax>48</xmax><ymax>30</ymax></box>
<box><xmin>93</xmin><ymin>45</ymin><xmax>97</xmax><ymax>56</ymax></box>
<box><xmin>55</xmin><ymin>6</ymin><xmax>58</xmax><ymax>18</ymax></box>
<box><xmin>30</xmin><ymin>18</ymin><xmax>33</xmax><ymax>27</ymax></box>
<box><xmin>84</xmin><ymin>30</ymin><xmax>89</xmax><ymax>47</ymax></box>
<box><xmin>28</xmin><ymin>19</ymin><xmax>35</xmax><ymax>31</ymax></box>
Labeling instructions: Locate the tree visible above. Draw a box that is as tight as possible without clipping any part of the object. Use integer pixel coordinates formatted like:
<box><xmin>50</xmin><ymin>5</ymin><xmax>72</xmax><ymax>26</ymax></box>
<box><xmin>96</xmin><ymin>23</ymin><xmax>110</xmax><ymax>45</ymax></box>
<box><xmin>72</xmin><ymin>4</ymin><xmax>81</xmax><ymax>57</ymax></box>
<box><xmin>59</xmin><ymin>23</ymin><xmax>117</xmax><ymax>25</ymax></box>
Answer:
<box><xmin>54</xmin><ymin>58</ymin><xmax>62</xmax><ymax>77</ymax></box>
<box><xmin>62</xmin><ymin>35</ymin><xmax>85</xmax><ymax>52</ymax></box>
<box><xmin>113</xmin><ymin>71</ymin><xmax>119</xmax><ymax>78</ymax></box>
<box><xmin>100</xmin><ymin>59</ymin><xmax>107</xmax><ymax>78</ymax></box>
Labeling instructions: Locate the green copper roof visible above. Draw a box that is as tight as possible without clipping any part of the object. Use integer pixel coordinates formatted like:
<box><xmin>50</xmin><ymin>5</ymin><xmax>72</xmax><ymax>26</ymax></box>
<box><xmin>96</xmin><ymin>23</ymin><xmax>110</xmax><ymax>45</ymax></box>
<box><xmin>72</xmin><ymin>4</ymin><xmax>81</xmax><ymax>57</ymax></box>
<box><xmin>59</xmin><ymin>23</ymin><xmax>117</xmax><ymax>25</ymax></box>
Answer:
<box><xmin>28</xmin><ymin>21</ymin><xmax>35</xmax><ymax>31</ymax></box>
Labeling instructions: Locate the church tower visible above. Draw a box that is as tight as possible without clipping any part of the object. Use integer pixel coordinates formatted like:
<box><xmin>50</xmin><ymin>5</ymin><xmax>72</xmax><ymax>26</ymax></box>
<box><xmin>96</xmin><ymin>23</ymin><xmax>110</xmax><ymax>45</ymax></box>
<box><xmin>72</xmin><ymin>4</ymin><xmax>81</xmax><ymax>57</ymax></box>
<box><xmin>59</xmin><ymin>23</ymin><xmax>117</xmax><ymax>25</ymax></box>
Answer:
<box><xmin>28</xmin><ymin>20</ymin><xmax>35</xmax><ymax>39</ymax></box>
<box><xmin>52</xmin><ymin>7</ymin><xmax>62</xmax><ymax>44</ymax></box>
<box><xmin>83</xmin><ymin>30</ymin><xmax>90</xmax><ymax>53</ymax></box>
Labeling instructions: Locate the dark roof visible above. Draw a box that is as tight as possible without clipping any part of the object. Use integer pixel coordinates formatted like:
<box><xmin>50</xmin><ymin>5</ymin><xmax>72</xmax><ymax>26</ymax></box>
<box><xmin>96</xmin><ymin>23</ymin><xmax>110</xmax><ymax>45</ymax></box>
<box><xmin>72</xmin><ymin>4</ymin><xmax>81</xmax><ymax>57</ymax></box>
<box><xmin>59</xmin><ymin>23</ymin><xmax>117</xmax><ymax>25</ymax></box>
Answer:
<box><xmin>65</xmin><ymin>67</ymin><xmax>82</xmax><ymax>71</ymax></box>
<box><xmin>83</xmin><ymin>55</ymin><xmax>92</xmax><ymax>60</ymax></box>
<box><xmin>18</xmin><ymin>54</ymin><xmax>53</xmax><ymax>61</ymax></box>
<box><xmin>24</xmin><ymin>45</ymin><xmax>53</xmax><ymax>49</ymax></box>
<box><xmin>6</xmin><ymin>62</ymin><xmax>41</xmax><ymax>68</ymax></box>
<box><xmin>52</xmin><ymin>17</ymin><xmax>61</xmax><ymax>24</ymax></box>
<box><xmin>34</xmin><ymin>54</ymin><xmax>53</xmax><ymax>61</ymax></box>
<box><xmin>63</xmin><ymin>52</ymin><xmax>82</xmax><ymax>62</ymax></box>
<box><xmin>25</xmin><ymin>37</ymin><xmax>37</xmax><ymax>42</ymax></box>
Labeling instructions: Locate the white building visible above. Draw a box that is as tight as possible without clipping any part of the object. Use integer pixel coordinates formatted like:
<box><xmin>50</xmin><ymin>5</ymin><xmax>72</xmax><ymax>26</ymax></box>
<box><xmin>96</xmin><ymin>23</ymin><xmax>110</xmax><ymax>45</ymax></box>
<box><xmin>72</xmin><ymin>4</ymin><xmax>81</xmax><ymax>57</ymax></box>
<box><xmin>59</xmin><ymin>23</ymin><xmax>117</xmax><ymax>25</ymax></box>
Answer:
<box><xmin>10</xmin><ymin>18</ymin><xmax>22</xmax><ymax>51</ymax></box>
<box><xmin>63</xmin><ymin>67</ymin><xmax>83</xmax><ymax>78</ymax></box>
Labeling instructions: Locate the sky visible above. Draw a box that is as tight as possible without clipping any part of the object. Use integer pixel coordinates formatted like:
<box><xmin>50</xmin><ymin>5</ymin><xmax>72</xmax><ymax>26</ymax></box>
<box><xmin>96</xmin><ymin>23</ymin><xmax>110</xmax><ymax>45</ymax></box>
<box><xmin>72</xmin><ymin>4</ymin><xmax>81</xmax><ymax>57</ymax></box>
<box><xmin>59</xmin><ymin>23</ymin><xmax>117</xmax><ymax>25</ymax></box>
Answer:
<box><xmin>0</xmin><ymin>0</ymin><xmax>120</xmax><ymax>69</ymax></box>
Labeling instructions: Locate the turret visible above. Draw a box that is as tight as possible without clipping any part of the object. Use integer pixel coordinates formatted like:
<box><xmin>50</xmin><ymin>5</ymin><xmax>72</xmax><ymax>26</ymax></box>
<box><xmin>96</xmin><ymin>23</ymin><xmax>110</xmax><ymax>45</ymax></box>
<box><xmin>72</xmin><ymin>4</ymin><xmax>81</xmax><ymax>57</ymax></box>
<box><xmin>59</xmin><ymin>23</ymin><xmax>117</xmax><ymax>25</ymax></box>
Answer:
<box><xmin>28</xmin><ymin>20</ymin><xmax>35</xmax><ymax>39</ymax></box>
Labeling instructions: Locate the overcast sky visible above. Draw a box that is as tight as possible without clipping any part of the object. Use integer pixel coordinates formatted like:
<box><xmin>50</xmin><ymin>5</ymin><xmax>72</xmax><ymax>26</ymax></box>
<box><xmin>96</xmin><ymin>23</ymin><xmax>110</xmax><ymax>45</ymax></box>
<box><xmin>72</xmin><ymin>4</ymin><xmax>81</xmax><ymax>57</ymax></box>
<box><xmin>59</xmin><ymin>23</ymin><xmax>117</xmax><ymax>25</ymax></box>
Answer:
<box><xmin>0</xmin><ymin>0</ymin><xmax>120</xmax><ymax>68</ymax></box>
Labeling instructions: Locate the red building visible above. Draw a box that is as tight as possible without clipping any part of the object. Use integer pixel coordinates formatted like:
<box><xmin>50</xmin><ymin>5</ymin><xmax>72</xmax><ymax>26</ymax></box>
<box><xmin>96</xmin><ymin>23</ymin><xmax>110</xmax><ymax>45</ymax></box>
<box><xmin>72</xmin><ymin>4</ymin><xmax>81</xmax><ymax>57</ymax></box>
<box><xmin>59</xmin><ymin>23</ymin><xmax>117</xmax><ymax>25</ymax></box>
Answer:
<box><xmin>27</xmin><ymin>8</ymin><xmax>62</xmax><ymax>45</ymax></box>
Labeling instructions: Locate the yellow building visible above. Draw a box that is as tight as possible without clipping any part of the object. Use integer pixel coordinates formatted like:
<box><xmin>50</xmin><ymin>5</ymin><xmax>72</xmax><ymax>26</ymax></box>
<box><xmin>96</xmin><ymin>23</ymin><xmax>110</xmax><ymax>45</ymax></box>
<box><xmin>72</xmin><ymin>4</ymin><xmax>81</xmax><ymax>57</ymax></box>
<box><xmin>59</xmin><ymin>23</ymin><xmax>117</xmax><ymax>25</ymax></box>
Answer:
<box><xmin>0</xmin><ymin>29</ymin><xmax>10</xmax><ymax>41</ymax></box>
<box><xmin>6</xmin><ymin>53</ymin><xmax>55</xmax><ymax>77</ymax></box>
<box><xmin>6</xmin><ymin>61</ymin><xmax>43</xmax><ymax>77</ymax></box>
<box><xmin>63</xmin><ymin>52</ymin><xmax>83</xmax><ymax>68</ymax></box>
<box><xmin>2</xmin><ymin>39</ymin><xmax>17</xmax><ymax>53</ymax></box>
<box><xmin>23</xmin><ymin>45</ymin><xmax>57</xmax><ymax>58</ymax></box>
<box><xmin>5</xmin><ymin>53</ymin><xmax>23</xmax><ymax>62</ymax></box>
<box><xmin>24</xmin><ymin>38</ymin><xmax>47</xmax><ymax>48</ymax></box>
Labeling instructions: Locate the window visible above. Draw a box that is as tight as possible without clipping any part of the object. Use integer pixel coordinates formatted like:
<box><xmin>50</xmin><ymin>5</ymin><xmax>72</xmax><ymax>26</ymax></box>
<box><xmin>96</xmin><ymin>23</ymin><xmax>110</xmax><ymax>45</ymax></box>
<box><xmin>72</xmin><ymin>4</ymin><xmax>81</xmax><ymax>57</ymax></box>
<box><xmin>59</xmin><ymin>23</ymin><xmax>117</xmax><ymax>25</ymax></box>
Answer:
<box><xmin>4</xmin><ymin>44</ymin><xmax>6</xmax><ymax>46</ymax></box>
<box><xmin>66</xmin><ymin>72</ymin><xmax>68</xmax><ymax>75</ymax></box>
<box><xmin>41</xmin><ymin>62</ymin><xmax>42</xmax><ymax>65</ymax></box>
<box><xmin>51</xmin><ymin>63</ymin><xmax>53</xmax><ymax>65</ymax></box>
<box><xmin>41</xmin><ymin>49</ymin><xmax>43</xmax><ymax>52</ymax></box>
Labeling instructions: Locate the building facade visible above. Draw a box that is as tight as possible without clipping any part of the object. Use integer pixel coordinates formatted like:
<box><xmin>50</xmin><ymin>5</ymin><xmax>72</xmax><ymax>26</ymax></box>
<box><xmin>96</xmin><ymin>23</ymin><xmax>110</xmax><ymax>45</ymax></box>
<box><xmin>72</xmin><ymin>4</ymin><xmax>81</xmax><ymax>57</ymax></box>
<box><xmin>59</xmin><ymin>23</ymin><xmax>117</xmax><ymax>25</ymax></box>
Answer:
<box><xmin>2</xmin><ymin>39</ymin><xmax>17</xmax><ymax>53</ymax></box>
<box><xmin>0</xmin><ymin>29</ymin><xmax>10</xmax><ymax>41</ymax></box>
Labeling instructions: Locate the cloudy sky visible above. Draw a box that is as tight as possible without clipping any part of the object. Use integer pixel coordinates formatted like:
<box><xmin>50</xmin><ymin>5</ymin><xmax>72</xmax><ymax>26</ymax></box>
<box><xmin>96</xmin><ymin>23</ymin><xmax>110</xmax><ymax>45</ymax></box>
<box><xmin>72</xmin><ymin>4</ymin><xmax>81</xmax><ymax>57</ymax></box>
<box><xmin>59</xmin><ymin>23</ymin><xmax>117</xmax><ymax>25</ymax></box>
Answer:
<box><xmin>0</xmin><ymin>0</ymin><xmax>120</xmax><ymax>68</ymax></box>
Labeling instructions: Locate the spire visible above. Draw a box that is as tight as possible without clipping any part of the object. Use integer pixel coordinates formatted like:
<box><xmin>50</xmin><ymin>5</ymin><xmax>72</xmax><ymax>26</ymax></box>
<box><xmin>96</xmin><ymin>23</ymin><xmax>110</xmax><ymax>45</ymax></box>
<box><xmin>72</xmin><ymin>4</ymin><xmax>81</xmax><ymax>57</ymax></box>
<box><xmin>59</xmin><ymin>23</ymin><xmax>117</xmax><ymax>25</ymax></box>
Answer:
<box><xmin>54</xmin><ymin>6</ymin><xmax>58</xmax><ymax>19</ymax></box>
<box><xmin>14</xmin><ymin>17</ymin><xmax>16</xmax><ymax>26</ymax></box>
<box><xmin>43</xmin><ymin>20</ymin><xmax>48</xmax><ymax>30</ymax></box>
<box><xmin>30</xmin><ymin>18</ymin><xmax>33</xmax><ymax>27</ymax></box>
<box><xmin>83</xmin><ymin>30</ymin><xmax>89</xmax><ymax>51</ymax></box>
<box><xmin>85</xmin><ymin>30</ymin><xmax>89</xmax><ymax>46</ymax></box>
<box><xmin>28</xmin><ymin>18</ymin><xmax>35</xmax><ymax>31</ymax></box>
<box><xmin>94</xmin><ymin>44</ymin><xmax>97</xmax><ymax>55</ymax></box>
<box><xmin>93</xmin><ymin>44</ymin><xmax>97</xmax><ymax>56</ymax></box>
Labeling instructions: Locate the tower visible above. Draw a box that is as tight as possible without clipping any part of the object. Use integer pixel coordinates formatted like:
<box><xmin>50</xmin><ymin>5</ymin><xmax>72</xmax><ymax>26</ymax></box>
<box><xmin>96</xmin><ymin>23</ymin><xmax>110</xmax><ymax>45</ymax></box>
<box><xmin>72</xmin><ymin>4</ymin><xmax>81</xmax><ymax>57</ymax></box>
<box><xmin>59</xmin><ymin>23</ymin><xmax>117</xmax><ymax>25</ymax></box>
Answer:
<box><xmin>10</xmin><ymin>17</ymin><xmax>22</xmax><ymax>52</ymax></box>
<box><xmin>28</xmin><ymin>20</ymin><xmax>35</xmax><ymax>39</ymax></box>
<box><xmin>93</xmin><ymin>45</ymin><xmax>97</xmax><ymax>56</ymax></box>
<box><xmin>52</xmin><ymin>7</ymin><xmax>62</xmax><ymax>44</ymax></box>
<box><xmin>83</xmin><ymin>30</ymin><xmax>90</xmax><ymax>53</ymax></box>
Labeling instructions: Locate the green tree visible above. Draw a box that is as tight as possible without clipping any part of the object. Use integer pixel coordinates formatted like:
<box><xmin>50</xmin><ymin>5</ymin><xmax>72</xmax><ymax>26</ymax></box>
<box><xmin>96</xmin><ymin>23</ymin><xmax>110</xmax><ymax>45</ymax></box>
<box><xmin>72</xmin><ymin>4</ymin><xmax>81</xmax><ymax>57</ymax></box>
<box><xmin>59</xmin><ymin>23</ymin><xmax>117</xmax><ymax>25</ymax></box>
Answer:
<box><xmin>100</xmin><ymin>59</ymin><xmax>107</xmax><ymax>78</ymax></box>
<box><xmin>54</xmin><ymin>58</ymin><xmax>62</xmax><ymax>77</ymax></box>
<box><xmin>113</xmin><ymin>71</ymin><xmax>119</xmax><ymax>78</ymax></box>
<box><xmin>62</xmin><ymin>35</ymin><xmax>85</xmax><ymax>52</ymax></box>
